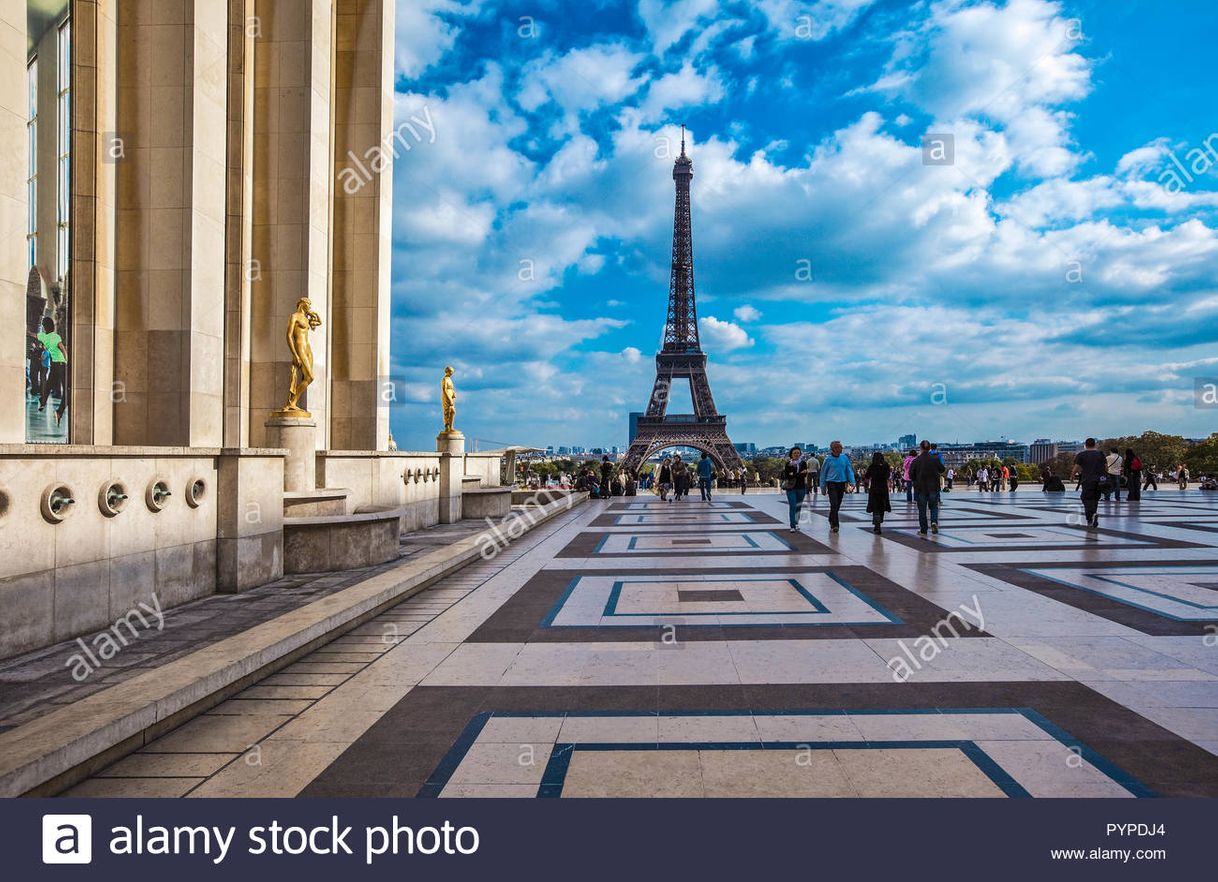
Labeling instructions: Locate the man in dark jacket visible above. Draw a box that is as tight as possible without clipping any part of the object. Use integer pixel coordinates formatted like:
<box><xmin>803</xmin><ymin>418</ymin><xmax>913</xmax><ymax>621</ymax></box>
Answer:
<box><xmin>909</xmin><ymin>440</ymin><xmax>946</xmax><ymax>537</ymax></box>
<box><xmin>599</xmin><ymin>456</ymin><xmax>614</xmax><ymax>500</ymax></box>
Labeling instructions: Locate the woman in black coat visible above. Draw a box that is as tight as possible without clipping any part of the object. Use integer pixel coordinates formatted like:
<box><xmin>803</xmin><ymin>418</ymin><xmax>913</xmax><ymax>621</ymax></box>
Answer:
<box><xmin>865</xmin><ymin>452</ymin><xmax>892</xmax><ymax>533</ymax></box>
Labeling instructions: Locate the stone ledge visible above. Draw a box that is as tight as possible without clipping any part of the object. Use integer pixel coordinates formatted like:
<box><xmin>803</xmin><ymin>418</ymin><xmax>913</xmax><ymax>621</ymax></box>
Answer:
<box><xmin>0</xmin><ymin>493</ymin><xmax>586</xmax><ymax>796</ymax></box>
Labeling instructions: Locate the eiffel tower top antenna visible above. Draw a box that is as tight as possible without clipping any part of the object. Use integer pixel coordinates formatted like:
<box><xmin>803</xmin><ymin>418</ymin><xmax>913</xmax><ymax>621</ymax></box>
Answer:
<box><xmin>680</xmin><ymin>123</ymin><xmax>685</xmax><ymax>155</ymax></box>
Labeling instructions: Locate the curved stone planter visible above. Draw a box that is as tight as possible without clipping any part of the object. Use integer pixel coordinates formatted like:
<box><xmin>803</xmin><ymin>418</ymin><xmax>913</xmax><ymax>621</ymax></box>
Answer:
<box><xmin>462</xmin><ymin>487</ymin><xmax>512</xmax><ymax>519</ymax></box>
<box><xmin>282</xmin><ymin>505</ymin><xmax>403</xmax><ymax>574</ymax></box>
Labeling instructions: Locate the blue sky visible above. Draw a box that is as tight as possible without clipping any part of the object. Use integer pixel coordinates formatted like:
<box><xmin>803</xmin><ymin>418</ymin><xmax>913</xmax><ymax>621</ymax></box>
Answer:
<box><xmin>387</xmin><ymin>0</ymin><xmax>1218</xmax><ymax>452</ymax></box>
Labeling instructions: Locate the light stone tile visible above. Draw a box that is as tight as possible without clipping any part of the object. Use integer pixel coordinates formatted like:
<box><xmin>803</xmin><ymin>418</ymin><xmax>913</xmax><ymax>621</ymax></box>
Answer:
<box><xmin>143</xmin><ymin>713</ymin><xmax>292</xmax><ymax>753</ymax></box>
<box><xmin>64</xmin><ymin>777</ymin><xmax>206</xmax><ymax>798</ymax></box>
<box><xmin>561</xmin><ymin>750</ymin><xmax>703</xmax><ymax>797</ymax></box>
<box><xmin>447</xmin><ymin>742</ymin><xmax>552</xmax><ymax>786</ymax></box>
<box><xmin>699</xmin><ymin>749</ymin><xmax>857</xmax><ymax>797</ymax></box>
<box><xmin>98</xmin><ymin>752</ymin><xmax>238</xmax><ymax>779</ymax></box>
<box><xmin>833</xmin><ymin>747</ymin><xmax>1007</xmax><ymax>798</ymax></box>
<box><xmin>557</xmin><ymin>715</ymin><xmax>659</xmax><ymax>744</ymax></box>
<box><xmin>974</xmin><ymin>741</ymin><xmax>1136</xmax><ymax>798</ymax></box>
<box><xmin>189</xmin><ymin>740</ymin><xmax>354</xmax><ymax>798</ymax></box>
<box><xmin>439</xmin><ymin>784</ymin><xmax>539</xmax><ymax>798</ymax></box>
<box><xmin>478</xmin><ymin>715</ymin><xmax>565</xmax><ymax>744</ymax></box>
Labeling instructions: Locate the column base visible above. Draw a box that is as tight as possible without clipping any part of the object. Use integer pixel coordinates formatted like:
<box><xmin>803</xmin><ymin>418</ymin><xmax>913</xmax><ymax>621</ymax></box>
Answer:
<box><xmin>265</xmin><ymin>415</ymin><xmax>318</xmax><ymax>492</ymax></box>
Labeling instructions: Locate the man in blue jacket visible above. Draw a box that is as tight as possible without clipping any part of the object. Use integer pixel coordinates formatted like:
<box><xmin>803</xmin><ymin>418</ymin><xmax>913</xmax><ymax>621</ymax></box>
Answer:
<box><xmin>819</xmin><ymin>440</ymin><xmax>856</xmax><ymax>533</ymax></box>
<box><xmin>697</xmin><ymin>452</ymin><xmax>715</xmax><ymax>501</ymax></box>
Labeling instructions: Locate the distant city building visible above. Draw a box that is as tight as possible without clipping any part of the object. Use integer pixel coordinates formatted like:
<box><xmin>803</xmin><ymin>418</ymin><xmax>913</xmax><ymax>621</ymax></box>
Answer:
<box><xmin>734</xmin><ymin>442</ymin><xmax>757</xmax><ymax>456</ymax></box>
<box><xmin>1057</xmin><ymin>440</ymin><xmax>1084</xmax><ymax>456</ymax></box>
<box><xmin>937</xmin><ymin>441</ymin><xmax>1030</xmax><ymax>467</ymax></box>
<box><xmin>759</xmin><ymin>446</ymin><xmax>788</xmax><ymax>457</ymax></box>
<box><xmin>1030</xmin><ymin>439</ymin><xmax>1057</xmax><ymax>464</ymax></box>
<box><xmin>558</xmin><ymin>446</ymin><xmax>571</xmax><ymax>455</ymax></box>
<box><xmin>898</xmin><ymin>434</ymin><xmax>917</xmax><ymax>449</ymax></box>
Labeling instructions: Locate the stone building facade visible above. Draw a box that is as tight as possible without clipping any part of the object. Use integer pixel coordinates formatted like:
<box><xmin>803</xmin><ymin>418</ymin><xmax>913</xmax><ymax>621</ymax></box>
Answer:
<box><xmin>0</xmin><ymin>0</ymin><xmax>492</xmax><ymax>660</ymax></box>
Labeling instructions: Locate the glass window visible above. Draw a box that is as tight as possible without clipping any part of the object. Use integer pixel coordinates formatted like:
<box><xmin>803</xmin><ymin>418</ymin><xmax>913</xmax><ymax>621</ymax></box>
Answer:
<box><xmin>26</xmin><ymin>58</ymin><xmax>36</xmax><ymax>268</ymax></box>
<box><xmin>56</xmin><ymin>18</ymin><xmax>70</xmax><ymax>284</ymax></box>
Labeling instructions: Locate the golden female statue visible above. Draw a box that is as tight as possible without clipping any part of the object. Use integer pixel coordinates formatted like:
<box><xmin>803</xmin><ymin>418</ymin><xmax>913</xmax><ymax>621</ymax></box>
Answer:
<box><xmin>282</xmin><ymin>297</ymin><xmax>322</xmax><ymax>415</ymax></box>
<box><xmin>441</xmin><ymin>365</ymin><xmax>457</xmax><ymax>433</ymax></box>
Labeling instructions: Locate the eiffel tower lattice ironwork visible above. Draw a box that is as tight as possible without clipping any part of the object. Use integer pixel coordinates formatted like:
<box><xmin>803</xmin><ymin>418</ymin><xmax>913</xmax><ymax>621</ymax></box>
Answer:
<box><xmin>623</xmin><ymin>128</ymin><xmax>744</xmax><ymax>477</ymax></box>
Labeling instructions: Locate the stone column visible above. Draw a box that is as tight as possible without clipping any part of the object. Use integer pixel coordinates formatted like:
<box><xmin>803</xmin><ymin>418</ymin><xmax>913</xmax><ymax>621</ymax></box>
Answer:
<box><xmin>266</xmin><ymin>414</ymin><xmax>318</xmax><ymax>492</ymax></box>
<box><xmin>216</xmin><ymin>449</ymin><xmax>285</xmax><ymax>592</ymax></box>
<box><xmin>0</xmin><ymin>2</ymin><xmax>27</xmax><ymax>443</ymax></box>
<box><xmin>329</xmin><ymin>0</ymin><xmax>394</xmax><ymax>451</ymax></box>
<box><xmin>437</xmin><ymin>430</ymin><xmax>465</xmax><ymax>523</ymax></box>
<box><xmin>112</xmin><ymin>0</ymin><xmax>228</xmax><ymax>447</ymax></box>
<box><xmin>247</xmin><ymin>0</ymin><xmax>333</xmax><ymax>447</ymax></box>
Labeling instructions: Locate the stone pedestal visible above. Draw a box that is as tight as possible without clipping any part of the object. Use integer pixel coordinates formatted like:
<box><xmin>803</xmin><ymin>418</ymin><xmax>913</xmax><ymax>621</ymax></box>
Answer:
<box><xmin>437</xmin><ymin>430</ymin><xmax>466</xmax><ymax>524</ymax></box>
<box><xmin>266</xmin><ymin>414</ymin><xmax>318</xmax><ymax>492</ymax></box>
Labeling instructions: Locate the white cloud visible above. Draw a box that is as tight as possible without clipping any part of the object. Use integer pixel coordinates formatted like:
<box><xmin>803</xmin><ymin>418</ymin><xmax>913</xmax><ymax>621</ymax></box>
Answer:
<box><xmin>395</xmin><ymin>0</ymin><xmax>482</xmax><ymax>79</ymax></box>
<box><xmin>700</xmin><ymin>316</ymin><xmax>754</xmax><ymax>350</ymax></box>
<box><xmin>637</xmin><ymin>0</ymin><xmax>721</xmax><ymax>54</ymax></box>
<box><xmin>734</xmin><ymin>305</ymin><xmax>761</xmax><ymax>322</ymax></box>
<box><xmin>517</xmin><ymin>44</ymin><xmax>649</xmax><ymax>129</ymax></box>
<box><xmin>638</xmin><ymin>63</ymin><xmax>726</xmax><ymax>122</ymax></box>
<box><xmin>757</xmin><ymin>0</ymin><xmax>878</xmax><ymax>41</ymax></box>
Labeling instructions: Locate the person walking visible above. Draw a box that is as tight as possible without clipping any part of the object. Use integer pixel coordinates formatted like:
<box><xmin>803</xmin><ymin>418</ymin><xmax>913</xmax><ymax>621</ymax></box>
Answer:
<box><xmin>1072</xmin><ymin>438</ymin><xmax>1108</xmax><ymax>529</ymax></box>
<box><xmin>599</xmin><ymin>456</ymin><xmax>614</xmax><ymax>500</ymax></box>
<box><xmin>945</xmin><ymin>467</ymin><xmax>955</xmax><ymax>491</ymax></box>
<box><xmin>673</xmin><ymin>455</ymin><xmax>689</xmax><ymax>501</ymax></box>
<box><xmin>805</xmin><ymin>452</ymin><xmax>821</xmax><ymax>500</ymax></box>
<box><xmin>865</xmin><ymin>452</ymin><xmax>891</xmax><ymax>533</ymax></box>
<box><xmin>740</xmin><ymin>467</ymin><xmax>749</xmax><ymax>494</ymax></box>
<box><xmin>697</xmin><ymin>452</ymin><xmax>715</xmax><ymax>502</ymax></box>
<box><xmin>1143</xmin><ymin>465</ymin><xmax>1158</xmax><ymax>492</ymax></box>
<box><xmin>1105</xmin><ymin>448</ymin><xmax>1123</xmax><ymax>501</ymax></box>
<box><xmin>1009</xmin><ymin>467</ymin><xmax>1019</xmax><ymax>492</ymax></box>
<box><xmin>902</xmin><ymin>449</ymin><xmax>916</xmax><ymax>502</ymax></box>
<box><xmin>1000</xmin><ymin>465</ymin><xmax>1010</xmax><ymax>492</ymax></box>
<box><xmin>658</xmin><ymin>456</ymin><xmax>674</xmax><ymax>502</ymax></box>
<box><xmin>780</xmin><ymin>447</ymin><xmax>809</xmax><ymax>532</ymax></box>
<box><xmin>1178</xmin><ymin>464</ymin><xmax>1190</xmax><ymax>490</ymax></box>
<box><xmin>909</xmin><ymin>440</ymin><xmax>946</xmax><ymax>537</ymax></box>
<box><xmin>1125</xmin><ymin>449</ymin><xmax>1143</xmax><ymax>501</ymax></box>
<box><xmin>820</xmin><ymin>441</ymin><xmax>856</xmax><ymax>534</ymax></box>
<box><xmin>33</xmin><ymin>317</ymin><xmax>69</xmax><ymax>424</ymax></box>
<box><xmin>976</xmin><ymin>466</ymin><xmax>988</xmax><ymax>492</ymax></box>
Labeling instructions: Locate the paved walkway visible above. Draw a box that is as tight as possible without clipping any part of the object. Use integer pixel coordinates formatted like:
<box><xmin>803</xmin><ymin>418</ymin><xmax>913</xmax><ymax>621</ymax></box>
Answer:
<box><xmin>67</xmin><ymin>489</ymin><xmax>1218</xmax><ymax>797</ymax></box>
<box><xmin>0</xmin><ymin>520</ymin><xmax>498</xmax><ymax>733</ymax></box>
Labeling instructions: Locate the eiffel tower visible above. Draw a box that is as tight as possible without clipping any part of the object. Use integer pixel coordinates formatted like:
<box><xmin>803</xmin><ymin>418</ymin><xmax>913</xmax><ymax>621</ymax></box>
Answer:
<box><xmin>623</xmin><ymin>127</ymin><xmax>744</xmax><ymax>477</ymax></box>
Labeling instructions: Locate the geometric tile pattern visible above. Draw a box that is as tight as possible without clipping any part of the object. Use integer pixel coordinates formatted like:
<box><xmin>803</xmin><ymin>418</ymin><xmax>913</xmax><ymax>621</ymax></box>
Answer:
<box><xmin>416</xmin><ymin>708</ymin><xmax>1151</xmax><ymax>798</ymax></box>
<box><xmin>72</xmin><ymin>488</ymin><xmax>1218</xmax><ymax>798</ymax></box>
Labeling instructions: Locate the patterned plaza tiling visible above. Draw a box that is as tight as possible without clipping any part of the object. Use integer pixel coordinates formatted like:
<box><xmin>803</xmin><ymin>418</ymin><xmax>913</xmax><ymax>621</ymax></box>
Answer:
<box><xmin>876</xmin><ymin>523</ymin><xmax>1195</xmax><ymax>552</ymax></box>
<box><xmin>301</xmin><ymin>683</ymin><xmax>1218</xmax><ymax>798</ymax></box>
<box><xmin>464</xmin><ymin>562</ymin><xmax>992</xmax><ymax>642</ymax></box>
<box><xmin>70</xmin><ymin>489</ymin><xmax>1218</xmax><ymax>798</ymax></box>
<box><xmin>557</xmin><ymin>527</ymin><xmax>830</xmax><ymax>557</ymax></box>
<box><xmin>594</xmin><ymin>510</ymin><xmax>779</xmax><ymax>527</ymax></box>
<box><xmin>970</xmin><ymin>561</ymin><xmax>1218</xmax><ymax>635</ymax></box>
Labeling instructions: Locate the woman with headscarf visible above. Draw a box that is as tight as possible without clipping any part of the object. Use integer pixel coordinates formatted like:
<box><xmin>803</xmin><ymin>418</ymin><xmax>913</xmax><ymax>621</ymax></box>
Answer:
<box><xmin>1124</xmin><ymin>448</ymin><xmax>1142</xmax><ymax>501</ymax></box>
<box><xmin>865</xmin><ymin>452</ymin><xmax>892</xmax><ymax>533</ymax></box>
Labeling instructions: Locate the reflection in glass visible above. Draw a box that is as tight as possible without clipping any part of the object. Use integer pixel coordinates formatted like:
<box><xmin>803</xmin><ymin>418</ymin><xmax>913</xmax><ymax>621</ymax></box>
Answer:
<box><xmin>24</xmin><ymin>0</ymin><xmax>72</xmax><ymax>444</ymax></box>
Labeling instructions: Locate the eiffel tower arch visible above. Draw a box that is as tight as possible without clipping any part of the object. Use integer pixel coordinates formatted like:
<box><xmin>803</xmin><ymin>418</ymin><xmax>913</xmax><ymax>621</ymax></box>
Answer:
<box><xmin>623</xmin><ymin>128</ymin><xmax>743</xmax><ymax>477</ymax></box>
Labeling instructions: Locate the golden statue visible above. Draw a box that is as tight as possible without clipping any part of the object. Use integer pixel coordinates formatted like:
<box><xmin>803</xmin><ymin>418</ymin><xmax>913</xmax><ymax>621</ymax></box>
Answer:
<box><xmin>441</xmin><ymin>365</ymin><xmax>457</xmax><ymax>433</ymax></box>
<box><xmin>280</xmin><ymin>297</ymin><xmax>322</xmax><ymax>416</ymax></box>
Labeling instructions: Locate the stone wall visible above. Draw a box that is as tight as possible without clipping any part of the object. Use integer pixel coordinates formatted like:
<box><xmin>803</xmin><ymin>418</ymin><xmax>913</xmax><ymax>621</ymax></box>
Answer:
<box><xmin>463</xmin><ymin>452</ymin><xmax>504</xmax><ymax>487</ymax></box>
<box><xmin>0</xmin><ymin>446</ymin><xmax>225</xmax><ymax>659</ymax></box>
<box><xmin>317</xmin><ymin>450</ymin><xmax>442</xmax><ymax>533</ymax></box>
